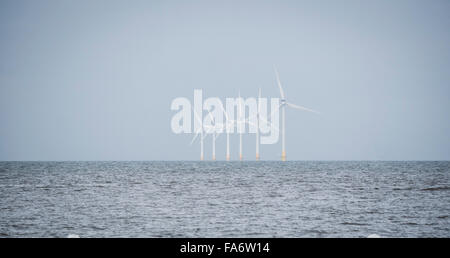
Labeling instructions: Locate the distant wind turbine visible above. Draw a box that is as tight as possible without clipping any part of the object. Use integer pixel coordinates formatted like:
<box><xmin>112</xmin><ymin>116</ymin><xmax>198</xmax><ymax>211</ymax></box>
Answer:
<box><xmin>220</xmin><ymin>106</ymin><xmax>234</xmax><ymax>161</ymax></box>
<box><xmin>256</xmin><ymin>88</ymin><xmax>261</xmax><ymax>160</ymax></box>
<box><xmin>236</xmin><ymin>90</ymin><xmax>266</xmax><ymax>161</ymax></box>
<box><xmin>191</xmin><ymin>108</ymin><xmax>223</xmax><ymax>161</ymax></box>
<box><xmin>206</xmin><ymin>111</ymin><xmax>220</xmax><ymax>161</ymax></box>
<box><xmin>249</xmin><ymin>88</ymin><xmax>278</xmax><ymax>161</ymax></box>
<box><xmin>274</xmin><ymin>66</ymin><xmax>320</xmax><ymax>161</ymax></box>
<box><xmin>218</xmin><ymin>97</ymin><xmax>256</xmax><ymax>161</ymax></box>
<box><xmin>238</xmin><ymin>91</ymin><xmax>244</xmax><ymax>161</ymax></box>
<box><xmin>191</xmin><ymin>109</ymin><xmax>204</xmax><ymax>160</ymax></box>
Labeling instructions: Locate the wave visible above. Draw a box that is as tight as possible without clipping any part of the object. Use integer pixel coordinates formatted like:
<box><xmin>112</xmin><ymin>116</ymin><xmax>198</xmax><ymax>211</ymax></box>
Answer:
<box><xmin>421</xmin><ymin>186</ymin><xmax>450</xmax><ymax>191</ymax></box>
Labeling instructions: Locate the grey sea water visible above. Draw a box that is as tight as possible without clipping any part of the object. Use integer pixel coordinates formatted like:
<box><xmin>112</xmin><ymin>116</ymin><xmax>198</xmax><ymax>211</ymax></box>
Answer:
<box><xmin>0</xmin><ymin>161</ymin><xmax>449</xmax><ymax>238</ymax></box>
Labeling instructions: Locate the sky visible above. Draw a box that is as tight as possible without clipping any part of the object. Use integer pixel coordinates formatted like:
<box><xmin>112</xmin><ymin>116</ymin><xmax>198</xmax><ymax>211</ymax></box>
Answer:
<box><xmin>0</xmin><ymin>0</ymin><xmax>449</xmax><ymax>161</ymax></box>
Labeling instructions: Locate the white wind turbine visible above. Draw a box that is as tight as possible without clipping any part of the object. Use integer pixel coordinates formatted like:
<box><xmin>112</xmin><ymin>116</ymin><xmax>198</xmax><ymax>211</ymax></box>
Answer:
<box><xmin>191</xmin><ymin>109</ymin><xmax>204</xmax><ymax>161</ymax></box>
<box><xmin>249</xmin><ymin>88</ymin><xmax>279</xmax><ymax>161</ymax></box>
<box><xmin>274</xmin><ymin>67</ymin><xmax>320</xmax><ymax>161</ymax></box>
<box><xmin>206</xmin><ymin>111</ymin><xmax>222</xmax><ymax>161</ymax></box>
<box><xmin>219</xmin><ymin>98</ymin><xmax>253</xmax><ymax>161</ymax></box>
<box><xmin>235</xmin><ymin>90</ymin><xmax>264</xmax><ymax>161</ymax></box>
<box><xmin>220</xmin><ymin>106</ymin><xmax>234</xmax><ymax>161</ymax></box>
<box><xmin>237</xmin><ymin>91</ymin><xmax>245</xmax><ymax>161</ymax></box>
<box><xmin>210</xmin><ymin>128</ymin><xmax>218</xmax><ymax>161</ymax></box>
<box><xmin>191</xmin><ymin>109</ymin><xmax>224</xmax><ymax>161</ymax></box>
<box><xmin>219</xmin><ymin>91</ymin><xmax>248</xmax><ymax>161</ymax></box>
<box><xmin>191</xmin><ymin>91</ymin><xmax>271</xmax><ymax>161</ymax></box>
<box><xmin>256</xmin><ymin>88</ymin><xmax>261</xmax><ymax>161</ymax></box>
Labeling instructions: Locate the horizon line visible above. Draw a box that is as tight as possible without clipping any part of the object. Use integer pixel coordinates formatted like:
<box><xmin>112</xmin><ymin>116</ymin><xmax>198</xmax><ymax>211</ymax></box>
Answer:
<box><xmin>0</xmin><ymin>160</ymin><xmax>449</xmax><ymax>162</ymax></box>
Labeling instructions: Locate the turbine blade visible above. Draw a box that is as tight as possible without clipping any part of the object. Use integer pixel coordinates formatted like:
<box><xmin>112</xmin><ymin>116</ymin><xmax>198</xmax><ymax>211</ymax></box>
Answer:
<box><xmin>286</xmin><ymin>102</ymin><xmax>320</xmax><ymax>114</ymax></box>
<box><xmin>191</xmin><ymin>107</ymin><xmax>203</xmax><ymax>124</ymax></box>
<box><xmin>212</xmin><ymin>102</ymin><xmax>233</xmax><ymax>133</ymax></box>
<box><xmin>200</xmin><ymin>126</ymin><xmax>213</xmax><ymax>141</ymax></box>
<box><xmin>246</xmin><ymin>120</ymin><xmax>259</xmax><ymax>128</ymax></box>
<box><xmin>255</xmin><ymin>103</ymin><xmax>281</xmax><ymax>129</ymax></box>
<box><xmin>207</xmin><ymin>110</ymin><xmax>214</xmax><ymax>123</ymax></box>
<box><xmin>274</xmin><ymin>66</ymin><xmax>285</xmax><ymax>99</ymax></box>
<box><xmin>190</xmin><ymin>130</ymin><xmax>201</xmax><ymax>145</ymax></box>
<box><xmin>266</xmin><ymin>103</ymin><xmax>282</xmax><ymax>119</ymax></box>
<box><xmin>219</xmin><ymin>102</ymin><xmax>229</xmax><ymax>120</ymax></box>
<box><xmin>258</xmin><ymin>116</ymin><xmax>280</xmax><ymax>133</ymax></box>
<box><xmin>214</xmin><ymin>122</ymin><xmax>225</xmax><ymax>133</ymax></box>
<box><xmin>203</xmin><ymin>125</ymin><xmax>215</xmax><ymax>134</ymax></box>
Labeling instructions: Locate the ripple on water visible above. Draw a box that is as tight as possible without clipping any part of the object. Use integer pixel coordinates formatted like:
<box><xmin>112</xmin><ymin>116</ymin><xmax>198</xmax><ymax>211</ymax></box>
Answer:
<box><xmin>0</xmin><ymin>161</ymin><xmax>449</xmax><ymax>237</ymax></box>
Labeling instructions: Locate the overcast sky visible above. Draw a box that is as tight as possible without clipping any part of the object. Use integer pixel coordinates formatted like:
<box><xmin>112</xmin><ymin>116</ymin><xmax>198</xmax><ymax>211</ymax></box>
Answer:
<box><xmin>1</xmin><ymin>0</ymin><xmax>449</xmax><ymax>161</ymax></box>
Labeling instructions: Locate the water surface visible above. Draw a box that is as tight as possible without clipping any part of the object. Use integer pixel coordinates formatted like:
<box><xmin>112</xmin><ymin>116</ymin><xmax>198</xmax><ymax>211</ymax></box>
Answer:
<box><xmin>0</xmin><ymin>161</ymin><xmax>449</xmax><ymax>237</ymax></box>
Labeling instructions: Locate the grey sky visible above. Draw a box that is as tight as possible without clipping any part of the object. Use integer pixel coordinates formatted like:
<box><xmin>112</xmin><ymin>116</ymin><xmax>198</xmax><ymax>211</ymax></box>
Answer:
<box><xmin>1</xmin><ymin>0</ymin><xmax>449</xmax><ymax>161</ymax></box>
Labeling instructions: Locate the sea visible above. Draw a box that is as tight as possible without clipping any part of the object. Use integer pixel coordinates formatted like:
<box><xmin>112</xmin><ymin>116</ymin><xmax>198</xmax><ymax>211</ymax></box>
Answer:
<box><xmin>0</xmin><ymin>161</ymin><xmax>449</xmax><ymax>238</ymax></box>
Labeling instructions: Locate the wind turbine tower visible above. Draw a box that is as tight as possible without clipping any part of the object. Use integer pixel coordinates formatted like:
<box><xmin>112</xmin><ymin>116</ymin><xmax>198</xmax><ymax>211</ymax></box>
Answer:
<box><xmin>238</xmin><ymin>91</ymin><xmax>244</xmax><ymax>161</ymax></box>
<box><xmin>191</xmin><ymin>110</ymin><xmax>205</xmax><ymax>161</ymax></box>
<box><xmin>256</xmin><ymin>88</ymin><xmax>261</xmax><ymax>161</ymax></box>
<box><xmin>274</xmin><ymin>67</ymin><xmax>320</xmax><ymax>161</ymax></box>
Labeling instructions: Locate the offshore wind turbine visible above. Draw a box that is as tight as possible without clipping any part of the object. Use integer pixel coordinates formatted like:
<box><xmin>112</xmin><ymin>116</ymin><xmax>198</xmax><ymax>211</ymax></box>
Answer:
<box><xmin>252</xmin><ymin>88</ymin><xmax>278</xmax><ymax>161</ymax></box>
<box><xmin>274</xmin><ymin>67</ymin><xmax>320</xmax><ymax>161</ymax></box>
<box><xmin>192</xmin><ymin>109</ymin><xmax>223</xmax><ymax>161</ymax></box>
<box><xmin>235</xmin><ymin>90</ymin><xmax>267</xmax><ymax>161</ymax></box>
<box><xmin>226</xmin><ymin>122</ymin><xmax>230</xmax><ymax>161</ymax></box>
<box><xmin>219</xmin><ymin>101</ymin><xmax>253</xmax><ymax>161</ymax></box>
<box><xmin>206</xmin><ymin>111</ymin><xmax>221</xmax><ymax>161</ymax></box>
<box><xmin>211</xmin><ymin>130</ymin><xmax>218</xmax><ymax>161</ymax></box>
<box><xmin>238</xmin><ymin>91</ymin><xmax>244</xmax><ymax>161</ymax></box>
<box><xmin>222</xmin><ymin>103</ymin><xmax>253</xmax><ymax>161</ymax></box>
<box><xmin>220</xmin><ymin>106</ymin><xmax>234</xmax><ymax>161</ymax></box>
<box><xmin>191</xmin><ymin>109</ymin><xmax>204</xmax><ymax>160</ymax></box>
<box><xmin>256</xmin><ymin>88</ymin><xmax>261</xmax><ymax>161</ymax></box>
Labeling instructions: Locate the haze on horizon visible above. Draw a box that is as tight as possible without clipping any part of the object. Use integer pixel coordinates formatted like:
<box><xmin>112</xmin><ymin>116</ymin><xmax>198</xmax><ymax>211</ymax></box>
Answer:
<box><xmin>1</xmin><ymin>0</ymin><xmax>449</xmax><ymax>161</ymax></box>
